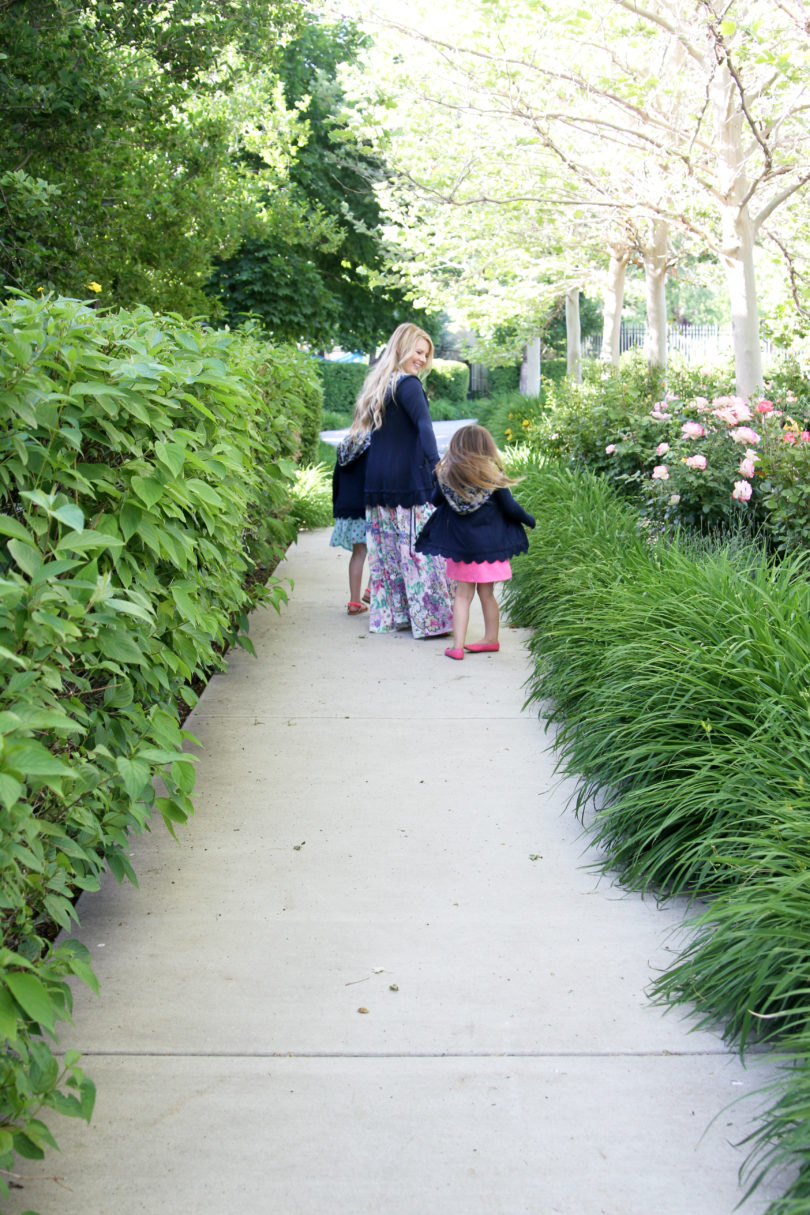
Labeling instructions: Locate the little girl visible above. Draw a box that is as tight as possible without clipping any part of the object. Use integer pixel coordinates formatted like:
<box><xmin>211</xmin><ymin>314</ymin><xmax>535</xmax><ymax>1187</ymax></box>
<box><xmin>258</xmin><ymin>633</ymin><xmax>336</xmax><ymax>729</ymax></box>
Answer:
<box><xmin>415</xmin><ymin>424</ymin><xmax>535</xmax><ymax>660</ymax></box>
<box><xmin>330</xmin><ymin>423</ymin><xmax>371</xmax><ymax>614</ymax></box>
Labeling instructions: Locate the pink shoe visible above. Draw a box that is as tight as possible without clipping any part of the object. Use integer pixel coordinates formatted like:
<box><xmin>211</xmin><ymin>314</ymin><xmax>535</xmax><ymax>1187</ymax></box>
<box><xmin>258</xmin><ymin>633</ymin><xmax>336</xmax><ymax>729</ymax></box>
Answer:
<box><xmin>464</xmin><ymin>642</ymin><xmax>499</xmax><ymax>653</ymax></box>
<box><xmin>444</xmin><ymin>647</ymin><xmax>464</xmax><ymax>660</ymax></box>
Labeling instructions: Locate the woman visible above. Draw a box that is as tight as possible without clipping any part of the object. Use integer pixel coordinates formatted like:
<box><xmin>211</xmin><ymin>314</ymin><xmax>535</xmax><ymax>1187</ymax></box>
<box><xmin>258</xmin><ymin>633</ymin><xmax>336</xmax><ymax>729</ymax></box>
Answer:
<box><xmin>354</xmin><ymin>323</ymin><xmax>454</xmax><ymax>638</ymax></box>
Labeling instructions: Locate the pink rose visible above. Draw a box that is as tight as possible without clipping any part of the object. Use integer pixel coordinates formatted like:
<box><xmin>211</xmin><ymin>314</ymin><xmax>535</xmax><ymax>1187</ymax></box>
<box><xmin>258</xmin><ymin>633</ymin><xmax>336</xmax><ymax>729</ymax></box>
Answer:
<box><xmin>732</xmin><ymin>479</ymin><xmax>753</xmax><ymax>502</ymax></box>
<box><xmin>739</xmin><ymin>457</ymin><xmax>756</xmax><ymax>479</ymax></box>
<box><xmin>756</xmin><ymin>399</ymin><xmax>774</xmax><ymax>414</ymax></box>
<box><xmin>784</xmin><ymin>432</ymin><xmax>797</xmax><ymax>445</ymax></box>
<box><xmin>730</xmin><ymin>426</ymin><xmax>760</xmax><ymax>445</ymax></box>
<box><xmin>652</xmin><ymin>464</ymin><xmax>669</xmax><ymax>481</ymax></box>
<box><xmin>685</xmin><ymin>454</ymin><xmax>707</xmax><ymax>470</ymax></box>
<box><xmin>682</xmin><ymin>421</ymin><xmax>705</xmax><ymax>439</ymax></box>
<box><xmin>605</xmin><ymin>443</ymin><xmax>617</xmax><ymax>454</ymax></box>
<box><xmin>802</xmin><ymin>432</ymin><xmax>810</xmax><ymax>443</ymax></box>
<box><xmin>656</xmin><ymin>442</ymin><xmax>670</xmax><ymax>455</ymax></box>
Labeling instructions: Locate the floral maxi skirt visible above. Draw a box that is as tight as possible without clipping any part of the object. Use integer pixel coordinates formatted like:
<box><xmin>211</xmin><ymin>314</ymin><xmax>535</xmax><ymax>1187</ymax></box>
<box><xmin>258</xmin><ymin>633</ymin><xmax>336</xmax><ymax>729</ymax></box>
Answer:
<box><xmin>366</xmin><ymin>504</ymin><xmax>454</xmax><ymax>638</ymax></box>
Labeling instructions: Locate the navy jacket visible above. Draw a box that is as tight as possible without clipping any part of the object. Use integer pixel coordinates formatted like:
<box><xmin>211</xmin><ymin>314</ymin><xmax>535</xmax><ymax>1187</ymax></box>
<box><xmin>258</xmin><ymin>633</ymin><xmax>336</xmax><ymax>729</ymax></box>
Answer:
<box><xmin>364</xmin><ymin>375</ymin><xmax>439</xmax><ymax>509</ymax></box>
<box><xmin>415</xmin><ymin>486</ymin><xmax>535</xmax><ymax>563</ymax></box>
<box><xmin>332</xmin><ymin>447</ymin><xmax>368</xmax><ymax>520</ymax></box>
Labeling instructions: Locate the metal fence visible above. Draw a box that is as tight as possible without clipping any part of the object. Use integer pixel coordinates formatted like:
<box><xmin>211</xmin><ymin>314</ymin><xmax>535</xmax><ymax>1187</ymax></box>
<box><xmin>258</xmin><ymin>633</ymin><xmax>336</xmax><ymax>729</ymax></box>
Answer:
<box><xmin>582</xmin><ymin>322</ymin><xmax>776</xmax><ymax>364</ymax></box>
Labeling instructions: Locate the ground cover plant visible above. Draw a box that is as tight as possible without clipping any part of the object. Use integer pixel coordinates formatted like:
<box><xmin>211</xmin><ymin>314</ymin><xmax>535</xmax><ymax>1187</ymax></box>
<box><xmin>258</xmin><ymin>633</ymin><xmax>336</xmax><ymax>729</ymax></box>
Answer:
<box><xmin>0</xmin><ymin>292</ymin><xmax>321</xmax><ymax>1207</ymax></box>
<box><xmin>504</xmin><ymin>460</ymin><xmax>810</xmax><ymax>1212</ymax></box>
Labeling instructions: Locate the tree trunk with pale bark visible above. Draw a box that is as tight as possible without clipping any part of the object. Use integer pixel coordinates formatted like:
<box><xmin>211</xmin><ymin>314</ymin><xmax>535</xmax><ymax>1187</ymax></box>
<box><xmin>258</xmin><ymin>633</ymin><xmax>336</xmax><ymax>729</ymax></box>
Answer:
<box><xmin>566</xmin><ymin>287</ymin><xmax>582</xmax><ymax>382</ymax></box>
<box><xmin>601</xmin><ymin>239</ymin><xmax>631</xmax><ymax>367</ymax></box>
<box><xmin>520</xmin><ymin>336</ymin><xmax>541</xmax><ymax>396</ymax></box>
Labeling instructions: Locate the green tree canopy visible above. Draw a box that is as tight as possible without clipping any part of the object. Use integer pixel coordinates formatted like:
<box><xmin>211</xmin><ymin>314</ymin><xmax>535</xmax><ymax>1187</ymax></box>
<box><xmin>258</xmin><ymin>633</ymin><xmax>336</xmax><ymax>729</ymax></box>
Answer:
<box><xmin>207</xmin><ymin>17</ymin><xmax>434</xmax><ymax>351</ymax></box>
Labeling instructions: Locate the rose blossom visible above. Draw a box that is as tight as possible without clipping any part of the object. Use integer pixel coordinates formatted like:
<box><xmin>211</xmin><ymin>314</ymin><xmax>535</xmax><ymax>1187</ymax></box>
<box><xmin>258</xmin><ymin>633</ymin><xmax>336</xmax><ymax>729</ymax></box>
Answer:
<box><xmin>732</xmin><ymin>479</ymin><xmax>753</xmax><ymax>502</ymax></box>
<box><xmin>739</xmin><ymin>457</ymin><xmax>756</xmax><ymax>478</ymax></box>
<box><xmin>713</xmin><ymin>395</ymin><xmax>752</xmax><ymax>425</ymax></box>
<box><xmin>784</xmin><ymin>432</ymin><xmax>797</xmax><ymax>444</ymax></box>
<box><xmin>756</xmin><ymin>399</ymin><xmax>774</xmax><ymax>414</ymax></box>
<box><xmin>669</xmin><ymin>493</ymin><xmax>681</xmax><ymax>505</ymax></box>
<box><xmin>605</xmin><ymin>443</ymin><xmax>617</xmax><ymax>454</ymax></box>
<box><xmin>652</xmin><ymin>464</ymin><xmax>669</xmax><ymax>480</ymax></box>
<box><xmin>682</xmin><ymin>421</ymin><xmax>705</xmax><ymax>439</ymax></box>
<box><xmin>656</xmin><ymin>441</ymin><xmax>670</xmax><ymax>455</ymax></box>
<box><xmin>802</xmin><ymin>432</ymin><xmax>810</xmax><ymax>443</ymax></box>
<box><xmin>685</xmin><ymin>454</ymin><xmax>707</xmax><ymax>470</ymax></box>
<box><xmin>730</xmin><ymin>426</ymin><xmax>760</xmax><ymax>445</ymax></box>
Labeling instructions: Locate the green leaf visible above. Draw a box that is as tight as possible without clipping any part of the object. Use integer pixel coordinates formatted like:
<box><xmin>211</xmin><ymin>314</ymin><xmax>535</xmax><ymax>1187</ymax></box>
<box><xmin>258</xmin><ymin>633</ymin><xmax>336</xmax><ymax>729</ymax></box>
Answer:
<box><xmin>719</xmin><ymin>18</ymin><xmax>736</xmax><ymax>36</ymax></box>
<box><xmin>97</xmin><ymin>630</ymin><xmax>147</xmax><ymax>665</ymax></box>
<box><xmin>0</xmin><ymin>774</ymin><xmax>23</xmax><ymax>810</ymax></box>
<box><xmin>6</xmin><ymin>538</ymin><xmax>42</xmax><ymax>577</ymax></box>
<box><xmin>0</xmin><ymin>515</ymin><xmax>34</xmax><ymax>542</ymax></box>
<box><xmin>154</xmin><ymin>440</ymin><xmax>186</xmax><ymax>476</ymax></box>
<box><xmin>55</xmin><ymin>529</ymin><xmax>125</xmax><ymax>554</ymax></box>
<box><xmin>131</xmin><ymin>475</ymin><xmax>164</xmax><ymax>509</ymax></box>
<box><xmin>116</xmin><ymin>755</ymin><xmax>152</xmax><ymax>799</ymax></box>
<box><xmin>4</xmin><ymin>972</ymin><xmax>57</xmax><ymax>1034</ymax></box>
<box><xmin>4</xmin><ymin>738</ymin><xmax>73</xmax><ymax>778</ymax></box>
<box><xmin>0</xmin><ymin>986</ymin><xmax>20</xmax><ymax>1041</ymax></box>
<box><xmin>51</xmin><ymin>503</ymin><xmax>85</xmax><ymax>531</ymax></box>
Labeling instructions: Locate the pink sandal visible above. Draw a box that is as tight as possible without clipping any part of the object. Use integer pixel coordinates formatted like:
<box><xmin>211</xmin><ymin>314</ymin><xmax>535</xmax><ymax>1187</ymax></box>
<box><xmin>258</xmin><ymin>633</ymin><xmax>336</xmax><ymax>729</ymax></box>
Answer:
<box><xmin>347</xmin><ymin>601</ymin><xmax>368</xmax><ymax>615</ymax></box>
<box><xmin>444</xmin><ymin>647</ymin><xmax>464</xmax><ymax>660</ymax></box>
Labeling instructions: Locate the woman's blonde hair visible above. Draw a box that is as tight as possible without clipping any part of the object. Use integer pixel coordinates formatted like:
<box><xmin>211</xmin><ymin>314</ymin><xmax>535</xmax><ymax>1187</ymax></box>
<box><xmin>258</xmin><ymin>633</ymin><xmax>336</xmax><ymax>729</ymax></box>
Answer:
<box><xmin>436</xmin><ymin>424</ymin><xmax>516</xmax><ymax>497</ymax></box>
<box><xmin>350</xmin><ymin>322</ymin><xmax>434</xmax><ymax>435</ymax></box>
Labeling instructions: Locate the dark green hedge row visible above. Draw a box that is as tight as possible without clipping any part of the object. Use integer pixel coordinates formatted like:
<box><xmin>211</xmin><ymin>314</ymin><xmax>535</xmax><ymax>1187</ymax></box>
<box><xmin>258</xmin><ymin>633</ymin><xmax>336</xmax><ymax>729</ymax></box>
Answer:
<box><xmin>0</xmin><ymin>294</ymin><xmax>321</xmax><ymax>1205</ymax></box>
<box><xmin>427</xmin><ymin>359</ymin><xmax>469</xmax><ymax>403</ymax></box>
<box><xmin>317</xmin><ymin>360</ymin><xmax>367</xmax><ymax>417</ymax></box>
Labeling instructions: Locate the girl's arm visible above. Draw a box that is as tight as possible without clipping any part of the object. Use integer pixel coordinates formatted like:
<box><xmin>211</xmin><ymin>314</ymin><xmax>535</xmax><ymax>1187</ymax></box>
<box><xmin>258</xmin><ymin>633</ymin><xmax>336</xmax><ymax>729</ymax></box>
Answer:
<box><xmin>395</xmin><ymin>375</ymin><xmax>440</xmax><ymax>466</ymax></box>
<box><xmin>493</xmin><ymin>487</ymin><xmax>536</xmax><ymax>528</ymax></box>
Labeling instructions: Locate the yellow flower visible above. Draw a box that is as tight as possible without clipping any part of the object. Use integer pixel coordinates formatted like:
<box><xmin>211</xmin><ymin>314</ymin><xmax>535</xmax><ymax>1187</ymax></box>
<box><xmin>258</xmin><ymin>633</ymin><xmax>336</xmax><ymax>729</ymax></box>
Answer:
<box><xmin>522</xmin><ymin>418</ymin><xmax>530</xmax><ymax>428</ymax></box>
<box><xmin>505</xmin><ymin>428</ymin><xmax>513</xmax><ymax>441</ymax></box>
<box><xmin>86</xmin><ymin>281</ymin><xmax>103</xmax><ymax>293</ymax></box>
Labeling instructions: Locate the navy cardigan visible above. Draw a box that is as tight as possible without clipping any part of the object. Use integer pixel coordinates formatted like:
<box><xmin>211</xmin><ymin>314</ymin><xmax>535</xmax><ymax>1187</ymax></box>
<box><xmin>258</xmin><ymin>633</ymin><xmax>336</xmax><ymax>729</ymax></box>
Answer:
<box><xmin>332</xmin><ymin>447</ymin><xmax>368</xmax><ymax>521</ymax></box>
<box><xmin>364</xmin><ymin>375</ymin><xmax>439</xmax><ymax>509</ymax></box>
<box><xmin>415</xmin><ymin>486</ymin><xmax>535</xmax><ymax>563</ymax></box>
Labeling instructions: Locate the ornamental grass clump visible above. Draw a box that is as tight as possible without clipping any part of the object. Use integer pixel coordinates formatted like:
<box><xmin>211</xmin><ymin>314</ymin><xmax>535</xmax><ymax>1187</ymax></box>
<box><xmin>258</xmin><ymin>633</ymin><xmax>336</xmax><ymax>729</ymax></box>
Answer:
<box><xmin>505</xmin><ymin>461</ymin><xmax>810</xmax><ymax>1210</ymax></box>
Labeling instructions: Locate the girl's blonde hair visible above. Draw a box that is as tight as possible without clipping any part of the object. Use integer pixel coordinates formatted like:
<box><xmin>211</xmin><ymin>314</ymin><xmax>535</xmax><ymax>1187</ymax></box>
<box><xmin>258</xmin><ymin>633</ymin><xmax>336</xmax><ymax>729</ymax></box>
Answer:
<box><xmin>436</xmin><ymin>424</ymin><xmax>516</xmax><ymax>497</ymax></box>
<box><xmin>350</xmin><ymin>322</ymin><xmax>434</xmax><ymax>435</ymax></box>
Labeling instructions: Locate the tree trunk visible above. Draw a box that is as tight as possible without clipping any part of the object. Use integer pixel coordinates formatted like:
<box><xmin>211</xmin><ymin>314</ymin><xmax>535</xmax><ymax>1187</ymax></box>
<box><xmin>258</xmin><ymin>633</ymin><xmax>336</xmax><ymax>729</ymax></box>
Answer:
<box><xmin>601</xmin><ymin>239</ymin><xmax>631</xmax><ymax>367</ymax></box>
<box><xmin>565</xmin><ymin>287</ymin><xmax>582</xmax><ymax>382</ymax></box>
<box><xmin>520</xmin><ymin>336</ymin><xmax>541</xmax><ymax>396</ymax></box>
<box><xmin>643</xmin><ymin>219</ymin><xmax>669</xmax><ymax>375</ymax></box>
<box><xmin>710</xmin><ymin>59</ymin><xmax>763</xmax><ymax>398</ymax></box>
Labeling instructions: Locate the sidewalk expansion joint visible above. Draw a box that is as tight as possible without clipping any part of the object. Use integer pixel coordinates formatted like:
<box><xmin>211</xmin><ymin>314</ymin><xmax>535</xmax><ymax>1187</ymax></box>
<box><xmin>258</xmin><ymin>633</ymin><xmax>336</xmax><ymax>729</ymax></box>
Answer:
<box><xmin>57</xmin><ymin>1048</ymin><xmax>743</xmax><ymax>1060</ymax></box>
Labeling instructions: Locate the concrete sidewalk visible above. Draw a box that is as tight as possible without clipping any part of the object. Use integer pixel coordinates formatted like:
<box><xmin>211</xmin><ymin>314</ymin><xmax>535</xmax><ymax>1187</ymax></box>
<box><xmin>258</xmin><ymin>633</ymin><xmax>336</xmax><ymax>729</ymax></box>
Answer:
<box><xmin>9</xmin><ymin>530</ymin><xmax>787</xmax><ymax>1214</ymax></box>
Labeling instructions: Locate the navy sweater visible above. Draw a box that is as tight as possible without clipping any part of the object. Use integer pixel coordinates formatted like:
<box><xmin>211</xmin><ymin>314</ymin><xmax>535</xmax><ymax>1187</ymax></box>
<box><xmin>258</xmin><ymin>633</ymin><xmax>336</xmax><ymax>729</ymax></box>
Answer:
<box><xmin>364</xmin><ymin>375</ymin><xmax>439</xmax><ymax>509</ymax></box>
<box><xmin>332</xmin><ymin>447</ymin><xmax>368</xmax><ymax>520</ymax></box>
<box><xmin>415</xmin><ymin>486</ymin><xmax>535</xmax><ymax>563</ymax></box>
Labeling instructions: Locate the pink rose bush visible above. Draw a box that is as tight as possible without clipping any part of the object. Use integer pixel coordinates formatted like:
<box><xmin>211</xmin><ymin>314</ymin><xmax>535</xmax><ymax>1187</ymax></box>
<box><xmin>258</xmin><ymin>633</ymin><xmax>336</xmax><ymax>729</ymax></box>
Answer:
<box><xmin>636</xmin><ymin>387</ymin><xmax>809</xmax><ymax>531</ymax></box>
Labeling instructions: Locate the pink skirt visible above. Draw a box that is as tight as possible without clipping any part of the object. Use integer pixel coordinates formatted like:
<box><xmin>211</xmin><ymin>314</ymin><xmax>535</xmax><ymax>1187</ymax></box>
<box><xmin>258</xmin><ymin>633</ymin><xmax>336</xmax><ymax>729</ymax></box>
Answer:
<box><xmin>446</xmin><ymin>558</ymin><xmax>512</xmax><ymax>583</ymax></box>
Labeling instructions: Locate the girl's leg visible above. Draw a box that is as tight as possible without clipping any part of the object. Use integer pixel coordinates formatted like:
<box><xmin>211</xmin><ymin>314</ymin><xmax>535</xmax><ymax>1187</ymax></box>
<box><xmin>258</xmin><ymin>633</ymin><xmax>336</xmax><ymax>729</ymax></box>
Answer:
<box><xmin>451</xmin><ymin>581</ymin><xmax>476</xmax><ymax>651</ymax></box>
<box><xmin>475</xmin><ymin>582</ymin><xmax>500</xmax><ymax>645</ymax></box>
<box><xmin>348</xmin><ymin>542</ymin><xmax>367</xmax><ymax>603</ymax></box>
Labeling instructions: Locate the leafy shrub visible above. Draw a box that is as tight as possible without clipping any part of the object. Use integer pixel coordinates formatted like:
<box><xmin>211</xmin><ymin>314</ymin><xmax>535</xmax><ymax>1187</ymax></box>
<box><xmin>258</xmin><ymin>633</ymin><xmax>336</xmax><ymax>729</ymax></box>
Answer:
<box><xmin>429</xmin><ymin>397</ymin><xmax>471</xmax><ymax>422</ymax></box>
<box><xmin>0</xmin><ymin>293</ymin><xmax>317</xmax><ymax>1203</ymax></box>
<box><xmin>316</xmin><ymin>360</ymin><xmax>367</xmax><ymax>417</ymax></box>
<box><xmin>427</xmin><ymin>358</ymin><xmax>469</xmax><ymax>403</ymax></box>
<box><xmin>289</xmin><ymin>464</ymin><xmax>334</xmax><ymax>529</ymax></box>
<box><xmin>483</xmin><ymin>362</ymin><xmax>520</xmax><ymax>395</ymax></box>
<box><xmin>504</xmin><ymin>462</ymin><xmax>810</xmax><ymax>1210</ymax></box>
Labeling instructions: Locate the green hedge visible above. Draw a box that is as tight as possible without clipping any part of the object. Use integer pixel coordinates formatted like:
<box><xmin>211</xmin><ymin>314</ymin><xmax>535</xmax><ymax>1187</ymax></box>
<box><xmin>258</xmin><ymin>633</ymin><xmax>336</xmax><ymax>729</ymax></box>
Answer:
<box><xmin>427</xmin><ymin>358</ymin><xmax>469</xmax><ymax>403</ymax></box>
<box><xmin>505</xmin><ymin>462</ymin><xmax>810</xmax><ymax>1213</ymax></box>
<box><xmin>0</xmin><ymin>294</ymin><xmax>320</xmax><ymax>1204</ymax></box>
<box><xmin>316</xmin><ymin>360</ymin><xmax>367</xmax><ymax>418</ymax></box>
